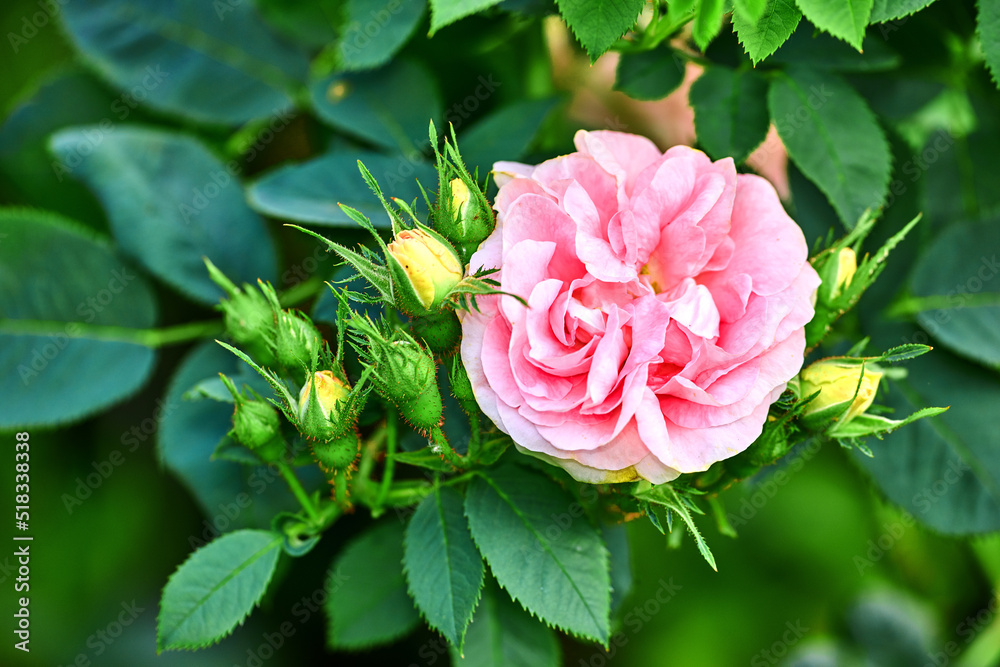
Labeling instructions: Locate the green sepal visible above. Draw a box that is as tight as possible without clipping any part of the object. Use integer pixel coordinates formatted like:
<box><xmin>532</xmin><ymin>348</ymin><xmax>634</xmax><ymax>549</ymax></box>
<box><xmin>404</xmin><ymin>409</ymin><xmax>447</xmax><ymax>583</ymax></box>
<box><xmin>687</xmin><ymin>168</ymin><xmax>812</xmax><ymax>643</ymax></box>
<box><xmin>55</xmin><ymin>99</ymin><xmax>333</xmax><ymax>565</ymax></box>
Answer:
<box><xmin>255</xmin><ymin>280</ymin><xmax>322</xmax><ymax>372</ymax></box>
<box><xmin>634</xmin><ymin>484</ymin><xmax>716</xmax><ymax>571</ymax></box>
<box><xmin>220</xmin><ymin>374</ymin><xmax>287</xmax><ymax>462</ymax></box>
<box><xmin>428</xmin><ymin>122</ymin><xmax>496</xmax><ymax>248</ymax></box>
<box><xmin>271</xmin><ymin>512</ymin><xmax>321</xmax><ymax>558</ymax></box>
<box><xmin>205</xmin><ymin>258</ymin><xmax>277</xmax><ymax>366</ymax></box>
<box><xmin>806</xmin><ymin>212</ymin><xmax>922</xmax><ymax>349</ymax></box>
<box><xmin>289</xmin><ymin>224</ymin><xmax>395</xmax><ymax>304</ymax></box>
<box><xmin>830</xmin><ymin>406</ymin><xmax>949</xmax><ymax>440</ymax></box>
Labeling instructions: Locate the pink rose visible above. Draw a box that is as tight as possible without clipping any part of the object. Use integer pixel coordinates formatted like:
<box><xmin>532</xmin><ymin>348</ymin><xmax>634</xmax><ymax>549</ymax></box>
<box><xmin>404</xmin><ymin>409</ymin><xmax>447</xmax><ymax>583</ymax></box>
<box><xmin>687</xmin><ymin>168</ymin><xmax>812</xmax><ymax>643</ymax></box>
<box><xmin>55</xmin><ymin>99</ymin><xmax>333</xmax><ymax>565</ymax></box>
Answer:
<box><xmin>460</xmin><ymin>131</ymin><xmax>820</xmax><ymax>484</ymax></box>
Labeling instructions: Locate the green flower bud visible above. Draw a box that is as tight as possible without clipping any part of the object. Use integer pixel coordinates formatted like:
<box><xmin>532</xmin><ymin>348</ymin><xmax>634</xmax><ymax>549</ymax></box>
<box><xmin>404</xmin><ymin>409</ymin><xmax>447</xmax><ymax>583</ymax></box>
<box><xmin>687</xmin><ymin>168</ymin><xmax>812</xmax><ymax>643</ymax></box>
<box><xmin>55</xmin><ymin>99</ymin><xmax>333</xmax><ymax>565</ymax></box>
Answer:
<box><xmin>799</xmin><ymin>358</ymin><xmax>883</xmax><ymax>429</ymax></box>
<box><xmin>231</xmin><ymin>398</ymin><xmax>286</xmax><ymax>462</ymax></box>
<box><xmin>205</xmin><ymin>259</ymin><xmax>276</xmax><ymax>366</ymax></box>
<box><xmin>387</xmin><ymin>229</ymin><xmax>463</xmax><ymax>314</ymax></box>
<box><xmin>296</xmin><ymin>371</ymin><xmax>360</xmax><ymax>471</ymax></box>
<box><xmin>818</xmin><ymin>247</ymin><xmax>857</xmax><ymax>302</ymax></box>
<box><xmin>411</xmin><ymin>310</ymin><xmax>462</xmax><ymax>353</ymax></box>
<box><xmin>373</xmin><ymin>340</ymin><xmax>443</xmax><ymax>432</ymax></box>
<box><xmin>437</xmin><ymin>178</ymin><xmax>494</xmax><ymax>247</ymax></box>
<box><xmin>448</xmin><ymin>355</ymin><xmax>475</xmax><ymax>403</ymax></box>
<box><xmin>273</xmin><ymin>310</ymin><xmax>322</xmax><ymax>371</ymax></box>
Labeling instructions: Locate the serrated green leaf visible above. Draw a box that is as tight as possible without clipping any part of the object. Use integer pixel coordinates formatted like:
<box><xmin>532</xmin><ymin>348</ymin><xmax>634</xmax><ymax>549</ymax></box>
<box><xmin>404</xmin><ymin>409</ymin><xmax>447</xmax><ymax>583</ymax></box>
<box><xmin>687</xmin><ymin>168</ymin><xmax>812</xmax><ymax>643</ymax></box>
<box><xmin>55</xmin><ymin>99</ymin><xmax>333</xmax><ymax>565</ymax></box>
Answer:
<box><xmin>0</xmin><ymin>208</ymin><xmax>158</xmax><ymax>429</ymax></box>
<box><xmin>430</xmin><ymin>0</ymin><xmax>505</xmax><ymax>33</ymax></box>
<box><xmin>464</xmin><ymin>466</ymin><xmax>611</xmax><ymax>643</ymax></box>
<box><xmin>556</xmin><ymin>0</ymin><xmax>645</xmax><ymax>61</ymax></box>
<box><xmin>60</xmin><ymin>0</ymin><xmax>308</xmax><ymax>125</ymax></box>
<box><xmin>733</xmin><ymin>0</ymin><xmax>802</xmax><ymax>64</ymax></box>
<box><xmin>157</xmin><ymin>530</ymin><xmax>282</xmax><ymax>651</ymax></box>
<box><xmin>875</xmin><ymin>343</ymin><xmax>933</xmax><ymax>364</ymax></box>
<box><xmin>392</xmin><ymin>448</ymin><xmax>457</xmax><ymax>471</ymax></box>
<box><xmin>980</xmin><ymin>0</ymin><xmax>1000</xmax><ymax>87</ymax></box>
<box><xmin>769</xmin><ymin>68</ymin><xmax>891</xmax><ymax>226</ymax></box>
<box><xmin>614</xmin><ymin>47</ymin><xmax>686</xmax><ymax>101</ymax></box>
<box><xmin>693</xmin><ymin>0</ymin><xmax>726</xmax><ymax>51</ymax></box>
<box><xmin>451</xmin><ymin>581</ymin><xmax>561</xmax><ymax>667</ymax></box>
<box><xmin>404</xmin><ymin>487</ymin><xmax>485</xmax><ymax>648</ymax></box>
<box><xmin>870</xmin><ymin>0</ymin><xmax>937</xmax><ymax>22</ymax></box>
<box><xmin>326</xmin><ymin>521</ymin><xmax>420</xmax><ymax>649</ymax></box>
<box><xmin>795</xmin><ymin>0</ymin><xmax>873</xmax><ymax>50</ymax></box>
<box><xmin>851</xmin><ymin>336</ymin><xmax>1000</xmax><ymax>535</ymax></box>
<box><xmin>908</xmin><ymin>219</ymin><xmax>1000</xmax><ymax>368</ymax></box>
<box><xmin>689</xmin><ymin>65</ymin><xmax>770</xmax><ymax>162</ymax></box>
<box><xmin>736</xmin><ymin>0</ymin><xmax>768</xmax><ymax>21</ymax></box>
<box><xmin>49</xmin><ymin>126</ymin><xmax>277</xmax><ymax>305</ymax></box>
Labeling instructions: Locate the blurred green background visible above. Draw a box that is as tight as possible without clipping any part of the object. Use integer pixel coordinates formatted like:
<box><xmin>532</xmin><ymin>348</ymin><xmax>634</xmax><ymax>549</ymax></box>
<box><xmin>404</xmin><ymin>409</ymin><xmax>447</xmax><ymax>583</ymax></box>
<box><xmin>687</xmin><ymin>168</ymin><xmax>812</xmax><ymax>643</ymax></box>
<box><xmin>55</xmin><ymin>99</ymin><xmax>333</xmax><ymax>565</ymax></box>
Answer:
<box><xmin>2</xmin><ymin>0</ymin><xmax>999</xmax><ymax>665</ymax></box>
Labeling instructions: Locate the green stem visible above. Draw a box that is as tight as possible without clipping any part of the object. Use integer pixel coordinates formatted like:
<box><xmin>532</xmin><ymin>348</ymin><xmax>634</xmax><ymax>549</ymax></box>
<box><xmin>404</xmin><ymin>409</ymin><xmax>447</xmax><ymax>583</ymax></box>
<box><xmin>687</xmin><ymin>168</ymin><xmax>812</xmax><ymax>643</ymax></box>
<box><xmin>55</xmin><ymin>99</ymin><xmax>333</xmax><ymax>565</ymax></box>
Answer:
<box><xmin>431</xmin><ymin>426</ymin><xmax>466</xmax><ymax>468</ymax></box>
<box><xmin>0</xmin><ymin>318</ymin><xmax>223</xmax><ymax>348</ymax></box>
<box><xmin>334</xmin><ymin>468</ymin><xmax>349</xmax><ymax>509</ymax></box>
<box><xmin>376</xmin><ymin>410</ymin><xmax>399</xmax><ymax>508</ymax></box>
<box><xmin>277</xmin><ymin>462</ymin><xmax>320</xmax><ymax>521</ymax></box>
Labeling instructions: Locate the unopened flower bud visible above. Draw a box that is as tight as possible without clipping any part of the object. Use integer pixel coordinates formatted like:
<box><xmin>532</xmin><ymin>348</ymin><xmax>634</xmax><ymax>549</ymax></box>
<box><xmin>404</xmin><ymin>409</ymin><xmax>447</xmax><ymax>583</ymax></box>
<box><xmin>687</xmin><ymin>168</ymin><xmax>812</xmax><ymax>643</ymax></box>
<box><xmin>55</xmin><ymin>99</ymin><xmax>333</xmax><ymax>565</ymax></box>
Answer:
<box><xmin>273</xmin><ymin>310</ymin><xmax>322</xmax><ymax>371</ymax></box>
<box><xmin>799</xmin><ymin>359</ymin><xmax>883</xmax><ymax>428</ymax></box>
<box><xmin>206</xmin><ymin>259</ymin><xmax>276</xmax><ymax>365</ymax></box>
<box><xmin>374</xmin><ymin>340</ymin><xmax>443</xmax><ymax>431</ymax></box>
<box><xmin>387</xmin><ymin>229</ymin><xmax>463</xmax><ymax>314</ymax></box>
<box><xmin>296</xmin><ymin>371</ymin><xmax>360</xmax><ymax>470</ymax></box>
<box><xmin>298</xmin><ymin>371</ymin><xmax>350</xmax><ymax>422</ymax></box>
<box><xmin>828</xmin><ymin>248</ymin><xmax>857</xmax><ymax>300</ymax></box>
<box><xmin>437</xmin><ymin>178</ymin><xmax>494</xmax><ymax>250</ymax></box>
<box><xmin>231</xmin><ymin>398</ymin><xmax>285</xmax><ymax>461</ymax></box>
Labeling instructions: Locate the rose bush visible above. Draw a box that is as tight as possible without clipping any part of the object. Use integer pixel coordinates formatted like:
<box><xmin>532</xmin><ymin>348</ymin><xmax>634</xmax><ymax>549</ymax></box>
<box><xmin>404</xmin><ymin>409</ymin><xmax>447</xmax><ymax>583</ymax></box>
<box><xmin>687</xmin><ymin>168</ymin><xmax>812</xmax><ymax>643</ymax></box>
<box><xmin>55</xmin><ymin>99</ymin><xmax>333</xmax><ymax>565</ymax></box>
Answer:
<box><xmin>460</xmin><ymin>131</ymin><xmax>821</xmax><ymax>483</ymax></box>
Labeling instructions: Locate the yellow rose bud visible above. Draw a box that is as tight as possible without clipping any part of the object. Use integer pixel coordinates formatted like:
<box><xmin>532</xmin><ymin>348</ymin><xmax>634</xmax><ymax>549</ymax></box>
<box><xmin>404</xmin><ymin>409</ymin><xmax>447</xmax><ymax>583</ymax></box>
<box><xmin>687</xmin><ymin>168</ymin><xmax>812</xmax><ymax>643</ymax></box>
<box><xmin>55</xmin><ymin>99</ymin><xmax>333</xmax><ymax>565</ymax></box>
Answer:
<box><xmin>830</xmin><ymin>247</ymin><xmax>857</xmax><ymax>299</ymax></box>
<box><xmin>387</xmin><ymin>229</ymin><xmax>463</xmax><ymax>310</ymax></box>
<box><xmin>800</xmin><ymin>359</ymin><xmax>883</xmax><ymax>424</ymax></box>
<box><xmin>450</xmin><ymin>177</ymin><xmax>470</xmax><ymax>217</ymax></box>
<box><xmin>298</xmin><ymin>370</ymin><xmax>350</xmax><ymax>422</ymax></box>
